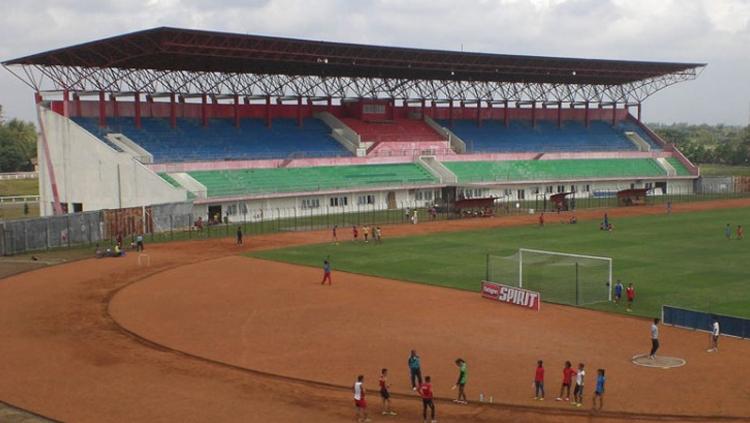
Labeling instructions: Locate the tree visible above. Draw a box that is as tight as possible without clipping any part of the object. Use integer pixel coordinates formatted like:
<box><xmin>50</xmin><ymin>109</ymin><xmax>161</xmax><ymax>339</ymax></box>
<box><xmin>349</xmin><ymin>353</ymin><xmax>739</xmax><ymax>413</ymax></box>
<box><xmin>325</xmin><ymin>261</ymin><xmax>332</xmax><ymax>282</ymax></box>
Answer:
<box><xmin>0</xmin><ymin>106</ymin><xmax>37</xmax><ymax>172</ymax></box>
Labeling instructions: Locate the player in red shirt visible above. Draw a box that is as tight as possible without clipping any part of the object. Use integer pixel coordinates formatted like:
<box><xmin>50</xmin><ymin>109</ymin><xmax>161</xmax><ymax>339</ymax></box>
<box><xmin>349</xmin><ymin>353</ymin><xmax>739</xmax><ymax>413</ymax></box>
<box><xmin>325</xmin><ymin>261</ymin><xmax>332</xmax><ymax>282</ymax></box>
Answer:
<box><xmin>418</xmin><ymin>376</ymin><xmax>436</xmax><ymax>423</ymax></box>
<box><xmin>352</xmin><ymin>225</ymin><xmax>359</xmax><ymax>241</ymax></box>
<box><xmin>533</xmin><ymin>360</ymin><xmax>545</xmax><ymax>400</ymax></box>
<box><xmin>556</xmin><ymin>361</ymin><xmax>576</xmax><ymax>401</ymax></box>
<box><xmin>378</xmin><ymin>368</ymin><xmax>396</xmax><ymax>416</ymax></box>
<box><xmin>539</xmin><ymin>212</ymin><xmax>545</xmax><ymax>227</ymax></box>
<box><xmin>626</xmin><ymin>283</ymin><xmax>635</xmax><ymax>312</ymax></box>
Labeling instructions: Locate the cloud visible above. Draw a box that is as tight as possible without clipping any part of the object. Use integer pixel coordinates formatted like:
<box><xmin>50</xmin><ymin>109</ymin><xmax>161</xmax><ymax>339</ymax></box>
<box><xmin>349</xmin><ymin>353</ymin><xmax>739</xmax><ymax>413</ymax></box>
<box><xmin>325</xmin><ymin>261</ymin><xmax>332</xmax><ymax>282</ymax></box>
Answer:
<box><xmin>1</xmin><ymin>0</ymin><xmax>748</xmax><ymax>124</ymax></box>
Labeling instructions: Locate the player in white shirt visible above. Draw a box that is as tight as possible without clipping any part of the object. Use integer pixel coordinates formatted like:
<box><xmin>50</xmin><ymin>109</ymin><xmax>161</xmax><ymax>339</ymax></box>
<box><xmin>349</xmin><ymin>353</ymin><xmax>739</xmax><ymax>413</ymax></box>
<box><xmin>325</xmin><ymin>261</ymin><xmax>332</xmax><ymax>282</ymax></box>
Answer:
<box><xmin>353</xmin><ymin>375</ymin><xmax>370</xmax><ymax>423</ymax></box>
<box><xmin>572</xmin><ymin>362</ymin><xmax>585</xmax><ymax>407</ymax></box>
<box><xmin>649</xmin><ymin>318</ymin><xmax>660</xmax><ymax>360</ymax></box>
<box><xmin>708</xmin><ymin>319</ymin><xmax>720</xmax><ymax>352</ymax></box>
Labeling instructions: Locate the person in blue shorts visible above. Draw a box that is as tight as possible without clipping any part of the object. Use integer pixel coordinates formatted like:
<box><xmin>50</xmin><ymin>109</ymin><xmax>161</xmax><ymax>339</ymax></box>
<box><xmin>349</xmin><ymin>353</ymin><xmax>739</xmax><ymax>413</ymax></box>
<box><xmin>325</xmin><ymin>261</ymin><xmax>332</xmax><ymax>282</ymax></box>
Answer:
<box><xmin>613</xmin><ymin>280</ymin><xmax>624</xmax><ymax>305</ymax></box>
<box><xmin>725</xmin><ymin>223</ymin><xmax>732</xmax><ymax>240</ymax></box>
<box><xmin>592</xmin><ymin>369</ymin><xmax>606</xmax><ymax>410</ymax></box>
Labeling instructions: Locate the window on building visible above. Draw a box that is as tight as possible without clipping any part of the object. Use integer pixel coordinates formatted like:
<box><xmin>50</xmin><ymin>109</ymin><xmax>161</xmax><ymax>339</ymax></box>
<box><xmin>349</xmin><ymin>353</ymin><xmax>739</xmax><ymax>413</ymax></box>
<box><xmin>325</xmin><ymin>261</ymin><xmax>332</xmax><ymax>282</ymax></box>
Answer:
<box><xmin>363</xmin><ymin>104</ymin><xmax>386</xmax><ymax>114</ymax></box>
<box><xmin>240</xmin><ymin>204</ymin><xmax>248</xmax><ymax>215</ymax></box>
<box><xmin>584</xmin><ymin>184</ymin><xmax>591</xmax><ymax>192</ymax></box>
<box><xmin>330</xmin><ymin>196</ymin><xmax>348</xmax><ymax>207</ymax></box>
<box><xmin>357</xmin><ymin>194</ymin><xmax>375</xmax><ymax>205</ymax></box>
<box><xmin>645</xmin><ymin>182</ymin><xmax>653</xmax><ymax>190</ymax></box>
<box><xmin>630</xmin><ymin>183</ymin><xmax>636</xmax><ymax>189</ymax></box>
<box><xmin>517</xmin><ymin>189</ymin><xmax>525</xmax><ymax>200</ymax></box>
<box><xmin>533</xmin><ymin>187</ymin><xmax>540</xmax><ymax>195</ymax></box>
<box><xmin>302</xmin><ymin>198</ymin><xmax>321</xmax><ymax>209</ymax></box>
<box><xmin>545</xmin><ymin>186</ymin><xmax>553</xmax><ymax>194</ymax></box>
<box><xmin>504</xmin><ymin>189</ymin><xmax>512</xmax><ymax>197</ymax></box>
<box><xmin>227</xmin><ymin>204</ymin><xmax>238</xmax><ymax>215</ymax></box>
<box><xmin>570</xmin><ymin>185</ymin><xmax>576</xmax><ymax>193</ymax></box>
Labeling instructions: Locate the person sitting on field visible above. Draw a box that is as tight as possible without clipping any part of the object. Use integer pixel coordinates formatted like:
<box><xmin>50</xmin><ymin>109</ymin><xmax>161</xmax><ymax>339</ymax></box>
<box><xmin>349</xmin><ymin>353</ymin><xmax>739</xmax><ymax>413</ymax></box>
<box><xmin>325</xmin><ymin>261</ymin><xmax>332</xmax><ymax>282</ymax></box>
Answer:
<box><xmin>113</xmin><ymin>244</ymin><xmax>123</xmax><ymax>257</ymax></box>
<box><xmin>569</xmin><ymin>215</ymin><xmax>577</xmax><ymax>224</ymax></box>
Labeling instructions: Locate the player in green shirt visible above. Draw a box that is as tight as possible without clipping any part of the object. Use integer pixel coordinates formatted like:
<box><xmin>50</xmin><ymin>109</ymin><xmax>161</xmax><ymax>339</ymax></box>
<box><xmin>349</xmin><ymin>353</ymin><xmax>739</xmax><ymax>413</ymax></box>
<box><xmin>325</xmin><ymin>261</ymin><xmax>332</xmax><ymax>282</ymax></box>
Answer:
<box><xmin>452</xmin><ymin>358</ymin><xmax>468</xmax><ymax>404</ymax></box>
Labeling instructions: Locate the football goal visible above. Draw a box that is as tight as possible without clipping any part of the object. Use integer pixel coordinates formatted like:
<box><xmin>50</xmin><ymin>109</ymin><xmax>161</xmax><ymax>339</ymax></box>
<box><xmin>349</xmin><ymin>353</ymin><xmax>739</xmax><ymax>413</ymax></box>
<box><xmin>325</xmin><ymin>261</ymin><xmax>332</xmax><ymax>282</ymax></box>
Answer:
<box><xmin>486</xmin><ymin>248</ymin><xmax>612</xmax><ymax>306</ymax></box>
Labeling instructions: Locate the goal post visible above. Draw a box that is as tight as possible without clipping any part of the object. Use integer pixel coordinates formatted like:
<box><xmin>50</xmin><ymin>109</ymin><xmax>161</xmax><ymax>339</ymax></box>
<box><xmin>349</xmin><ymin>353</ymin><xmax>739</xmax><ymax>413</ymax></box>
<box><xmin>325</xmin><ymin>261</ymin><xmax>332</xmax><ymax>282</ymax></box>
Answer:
<box><xmin>487</xmin><ymin>248</ymin><xmax>613</xmax><ymax>306</ymax></box>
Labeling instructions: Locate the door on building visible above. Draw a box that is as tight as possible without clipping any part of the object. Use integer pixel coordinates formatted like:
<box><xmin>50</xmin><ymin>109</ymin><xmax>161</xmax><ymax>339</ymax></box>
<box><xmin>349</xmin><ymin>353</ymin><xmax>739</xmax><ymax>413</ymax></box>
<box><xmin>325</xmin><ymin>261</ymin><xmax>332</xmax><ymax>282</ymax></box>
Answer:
<box><xmin>386</xmin><ymin>192</ymin><xmax>396</xmax><ymax>209</ymax></box>
<box><xmin>208</xmin><ymin>205</ymin><xmax>222</xmax><ymax>224</ymax></box>
<box><xmin>655</xmin><ymin>182</ymin><xmax>668</xmax><ymax>195</ymax></box>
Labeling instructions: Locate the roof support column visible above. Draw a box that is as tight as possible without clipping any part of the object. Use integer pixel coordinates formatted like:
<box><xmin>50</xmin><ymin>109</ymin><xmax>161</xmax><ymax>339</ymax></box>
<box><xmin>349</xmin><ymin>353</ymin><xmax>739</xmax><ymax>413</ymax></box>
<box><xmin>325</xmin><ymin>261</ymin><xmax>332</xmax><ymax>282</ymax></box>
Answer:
<box><xmin>169</xmin><ymin>92</ymin><xmax>177</xmax><ymax>129</ymax></box>
<box><xmin>233</xmin><ymin>94</ymin><xmax>240</xmax><ymax>129</ymax></box>
<box><xmin>476</xmin><ymin>101</ymin><xmax>482</xmax><ymax>127</ymax></box>
<box><xmin>460</xmin><ymin>100</ymin><xmax>465</xmax><ymax>121</ymax></box>
<box><xmin>61</xmin><ymin>89</ymin><xmax>69</xmax><ymax>117</ymax></box>
<box><xmin>503</xmin><ymin>100</ymin><xmax>509</xmax><ymax>128</ymax></box>
<box><xmin>637</xmin><ymin>102</ymin><xmax>642</xmax><ymax>121</ymax></box>
<box><xmin>612</xmin><ymin>102</ymin><xmax>617</xmax><ymax>126</ymax></box>
<box><xmin>557</xmin><ymin>101</ymin><xmax>562</xmax><ymax>128</ymax></box>
<box><xmin>98</xmin><ymin>90</ymin><xmax>106</xmax><ymax>128</ymax></box>
<box><xmin>584</xmin><ymin>101</ymin><xmax>590</xmax><ymax>128</ymax></box>
<box><xmin>146</xmin><ymin>94</ymin><xmax>154</xmax><ymax>118</ymax></box>
<box><xmin>531</xmin><ymin>101</ymin><xmax>537</xmax><ymax>128</ymax></box>
<box><xmin>421</xmin><ymin>98</ymin><xmax>426</xmax><ymax>119</ymax></box>
<box><xmin>327</xmin><ymin>96</ymin><xmax>332</xmax><ymax>114</ymax></box>
<box><xmin>134</xmin><ymin>92</ymin><xmax>142</xmax><ymax>129</ymax></box>
<box><xmin>73</xmin><ymin>93</ymin><xmax>81</xmax><ymax>117</ymax></box>
<box><xmin>297</xmin><ymin>96</ymin><xmax>303</xmax><ymax>127</ymax></box>
<box><xmin>448</xmin><ymin>100</ymin><xmax>454</xmax><ymax>128</ymax></box>
<box><xmin>201</xmin><ymin>93</ymin><xmax>208</xmax><ymax>127</ymax></box>
<box><xmin>431</xmin><ymin>99</ymin><xmax>436</xmax><ymax>119</ymax></box>
<box><xmin>110</xmin><ymin>94</ymin><xmax>118</xmax><ymax>119</ymax></box>
<box><xmin>265</xmin><ymin>95</ymin><xmax>272</xmax><ymax>128</ymax></box>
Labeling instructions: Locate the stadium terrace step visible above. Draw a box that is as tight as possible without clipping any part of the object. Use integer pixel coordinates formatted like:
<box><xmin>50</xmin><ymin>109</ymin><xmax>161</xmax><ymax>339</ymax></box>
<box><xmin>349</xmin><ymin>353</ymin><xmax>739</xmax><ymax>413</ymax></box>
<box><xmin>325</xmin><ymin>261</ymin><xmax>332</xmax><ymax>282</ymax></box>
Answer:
<box><xmin>185</xmin><ymin>163</ymin><xmax>440</xmax><ymax>198</ymax></box>
<box><xmin>437</xmin><ymin>120</ymin><xmax>663</xmax><ymax>153</ymax></box>
<box><xmin>443</xmin><ymin>158</ymin><xmax>690</xmax><ymax>183</ymax></box>
<box><xmin>71</xmin><ymin>117</ymin><xmax>353</xmax><ymax>163</ymax></box>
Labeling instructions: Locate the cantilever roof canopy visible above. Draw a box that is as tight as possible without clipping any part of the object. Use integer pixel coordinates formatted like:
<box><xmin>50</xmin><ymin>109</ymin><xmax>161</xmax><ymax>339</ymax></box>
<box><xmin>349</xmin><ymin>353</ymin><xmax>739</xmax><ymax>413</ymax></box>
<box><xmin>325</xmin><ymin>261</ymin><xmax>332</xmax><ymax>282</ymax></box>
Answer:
<box><xmin>4</xmin><ymin>27</ymin><xmax>704</xmax><ymax>86</ymax></box>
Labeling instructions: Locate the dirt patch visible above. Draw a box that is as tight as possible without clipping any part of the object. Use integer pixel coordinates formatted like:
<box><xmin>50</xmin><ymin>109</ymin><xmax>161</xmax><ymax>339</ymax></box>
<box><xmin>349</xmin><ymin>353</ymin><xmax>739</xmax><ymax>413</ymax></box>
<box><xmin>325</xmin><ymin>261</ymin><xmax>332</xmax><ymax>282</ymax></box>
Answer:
<box><xmin>0</xmin><ymin>197</ymin><xmax>748</xmax><ymax>422</ymax></box>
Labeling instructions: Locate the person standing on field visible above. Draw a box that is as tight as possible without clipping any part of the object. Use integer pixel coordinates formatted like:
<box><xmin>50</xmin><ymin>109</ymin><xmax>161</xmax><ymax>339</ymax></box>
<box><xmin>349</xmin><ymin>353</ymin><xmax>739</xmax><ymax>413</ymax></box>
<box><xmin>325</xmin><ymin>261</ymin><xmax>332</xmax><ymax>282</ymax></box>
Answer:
<box><xmin>321</xmin><ymin>259</ymin><xmax>332</xmax><ymax>285</ymax></box>
<box><xmin>572</xmin><ymin>363</ymin><xmax>585</xmax><ymax>407</ymax></box>
<box><xmin>533</xmin><ymin>360</ymin><xmax>545</xmax><ymax>400</ymax></box>
<box><xmin>592</xmin><ymin>369</ymin><xmax>606</xmax><ymax>410</ymax></box>
<box><xmin>539</xmin><ymin>212</ymin><xmax>545</xmax><ymax>227</ymax></box>
<box><xmin>626</xmin><ymin>283</ymin><xmax>635</xmax><ymax>312</ymax></box>
<box><xmin>613</xmin><ymin>280</ymin><xmax>624</xmax><ymax>305</ymax></box>
<box><xmin>556</xmin><ymin>361</ymin><xmax>575</xmax><ymax>401</ymax></box>
<box><xmin>452</xmin><ymin>358</ymin><xmax>468</xmax><ymax>404</ymax></box>
<box><xmin>136</xmin><ymin>233</ymin><xmax>144</xmax><ymax>251</ymax></box>
<box><xmin>353</xmin><ymin>375</ymin><xmax>370</xmax><ymax>423</ymax></box>
<box><xmin>408</xmin><ymin>350</ymin><xmax>422</xmax><ymax>390</ymax></box>
<box><xmin>236</xmin><ymin>226</ymin><xmax>243</xmax><ymax>245</ymax></box>
<box><xmin>737</xmin><ymin>225</ymin><xmax>744</xmax><ymax>240</ymax></box>
<box><xmin>418</xmin><ymin>376</ymin><xmax>436</xmax><ymax>423</ymax></box>
<box><xmin>725</xmin><ymin>223</ymin><xmax>732</xmax><ymax>240</ymax></box>
<box><xmin>379</xmin><ymin>368</ymin><xmax>396</xmax><ymax>416</ymax></box>
<box><xmin>649</xmin><ymin>318</ymin><xmax>660</xmax><ymax>359</ymax></box>
<box><xmin>709</xmin><ymin>319</ymin><xmax>720</xmax><ymax>352</ymax></box>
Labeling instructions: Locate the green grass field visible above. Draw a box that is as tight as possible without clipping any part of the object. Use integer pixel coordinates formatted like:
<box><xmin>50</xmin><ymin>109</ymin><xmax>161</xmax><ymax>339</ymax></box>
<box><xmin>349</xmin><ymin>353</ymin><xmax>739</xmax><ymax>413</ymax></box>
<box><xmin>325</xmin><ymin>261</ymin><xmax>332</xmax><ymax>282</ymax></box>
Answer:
<box><xmin>699</xmin><ymin>164</ymin><xmax>750</xmax><ymax>176</ymax></box>
<box><xmin>0</xmin><ymin>178</ymin><xmax>39</xmax><ymax>196</ymax></box>
<box><xmin>251</xmin><ymin>207</ymin><xmax>750</xmax><ymax>318</ymax></box>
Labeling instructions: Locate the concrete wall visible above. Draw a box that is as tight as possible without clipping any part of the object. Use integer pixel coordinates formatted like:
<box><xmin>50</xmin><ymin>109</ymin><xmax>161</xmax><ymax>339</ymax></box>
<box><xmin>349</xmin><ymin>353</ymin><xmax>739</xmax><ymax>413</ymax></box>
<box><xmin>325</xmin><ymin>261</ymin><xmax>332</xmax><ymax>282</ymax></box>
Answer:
<box><xmin>38</xmin><ymin>107</ymin><xmax>187</xmax><ymax>216</ymax></box>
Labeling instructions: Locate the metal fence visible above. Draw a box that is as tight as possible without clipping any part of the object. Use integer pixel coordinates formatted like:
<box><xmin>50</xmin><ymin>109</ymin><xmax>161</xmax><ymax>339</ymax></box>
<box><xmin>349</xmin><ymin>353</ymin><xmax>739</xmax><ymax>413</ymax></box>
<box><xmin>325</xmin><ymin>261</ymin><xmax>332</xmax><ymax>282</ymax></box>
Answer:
<box><xmin>2</xmin><ymin>182</ymin><xmax>750</xmax><ymax>256</ymax></box>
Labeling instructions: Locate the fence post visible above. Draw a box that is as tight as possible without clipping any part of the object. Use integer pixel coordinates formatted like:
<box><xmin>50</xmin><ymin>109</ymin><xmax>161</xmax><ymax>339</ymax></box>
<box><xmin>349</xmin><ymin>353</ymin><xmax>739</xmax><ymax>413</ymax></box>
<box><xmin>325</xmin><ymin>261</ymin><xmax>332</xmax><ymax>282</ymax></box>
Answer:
<box><xmin>46</xmin><ymin>217</ymin><xmax>51</xmax><ymax>250</ymax></box>
<box><xmin>66</xmin><ymin>215</ymin><xmax>71</xmax><ymax>248</ymax></box>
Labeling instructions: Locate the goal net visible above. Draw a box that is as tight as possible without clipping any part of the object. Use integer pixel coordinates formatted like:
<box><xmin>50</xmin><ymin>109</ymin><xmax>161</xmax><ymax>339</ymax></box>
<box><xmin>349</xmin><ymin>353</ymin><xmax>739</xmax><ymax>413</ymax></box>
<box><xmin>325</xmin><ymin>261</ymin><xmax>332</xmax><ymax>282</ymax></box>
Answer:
<box><xmin>486</xmin><ymin>248</ymin><xmax>612</xmax><ymax>306</ymax></box>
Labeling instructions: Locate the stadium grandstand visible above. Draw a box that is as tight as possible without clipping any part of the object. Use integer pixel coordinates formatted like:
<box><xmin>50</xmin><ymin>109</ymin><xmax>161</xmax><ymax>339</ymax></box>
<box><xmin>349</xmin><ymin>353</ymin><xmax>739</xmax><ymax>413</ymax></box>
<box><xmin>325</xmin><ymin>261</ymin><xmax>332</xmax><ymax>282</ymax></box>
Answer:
<box><xmin>2</xmin><ymin>27</ymin><xmax>704</xmax><ymax>220</ymax></box>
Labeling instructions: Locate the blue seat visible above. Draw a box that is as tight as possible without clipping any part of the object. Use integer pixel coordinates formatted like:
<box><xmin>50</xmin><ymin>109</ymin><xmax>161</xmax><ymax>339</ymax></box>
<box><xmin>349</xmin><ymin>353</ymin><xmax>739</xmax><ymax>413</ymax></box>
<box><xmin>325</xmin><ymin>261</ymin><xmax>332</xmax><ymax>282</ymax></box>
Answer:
<box><xmin>437</xmin><ymin>119</ymin><xmax>661</xmax><ymax>153</ymax></box>
<box><xmin>71</xmin><ymin>117</ymin><xmax>352</xmax><ymax>162</ymax></box>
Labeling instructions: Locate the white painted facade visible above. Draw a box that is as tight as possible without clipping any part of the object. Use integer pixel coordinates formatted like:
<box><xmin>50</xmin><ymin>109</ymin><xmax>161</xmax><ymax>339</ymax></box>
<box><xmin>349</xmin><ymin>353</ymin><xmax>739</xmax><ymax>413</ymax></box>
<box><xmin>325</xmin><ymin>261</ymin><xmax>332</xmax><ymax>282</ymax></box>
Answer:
<box><xmin>37</xmin><ymin>107</ymin><xmax>188</xmax><ymax>216</ymax></box>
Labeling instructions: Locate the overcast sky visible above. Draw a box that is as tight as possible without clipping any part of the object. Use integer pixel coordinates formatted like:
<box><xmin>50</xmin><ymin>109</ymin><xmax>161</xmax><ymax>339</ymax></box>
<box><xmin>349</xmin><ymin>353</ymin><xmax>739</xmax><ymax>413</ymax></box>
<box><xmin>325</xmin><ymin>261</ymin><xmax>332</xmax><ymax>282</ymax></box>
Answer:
<box><xmin>1</xmin><ymin>0</ymin><xmax>748</xmax><ymax>125</ymax></box>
